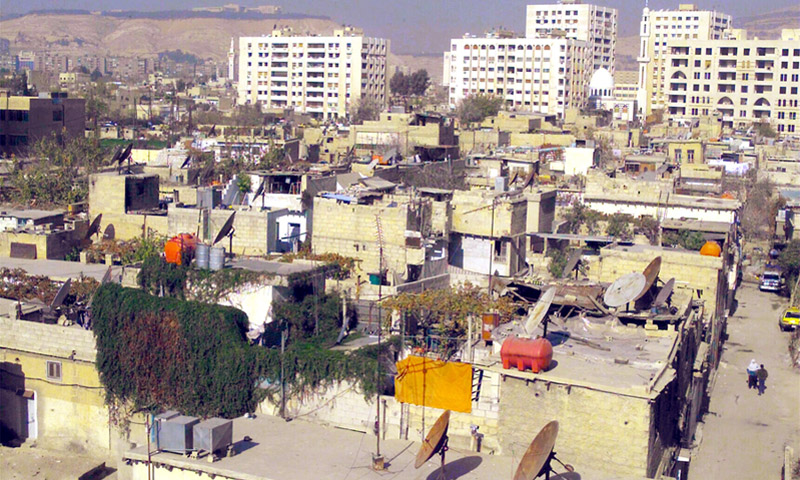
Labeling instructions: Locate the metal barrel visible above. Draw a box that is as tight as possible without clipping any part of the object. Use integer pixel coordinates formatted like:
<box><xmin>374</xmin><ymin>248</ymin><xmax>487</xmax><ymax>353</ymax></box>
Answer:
<box><xmin>209</xmin><ymin>246</ymin><xmax>225</xmax><ymax>271</ymax></box>
<box><xmin>195</xmin><ymin>243</ymin><xmax>210</xmax><ymax>269</ymax></box>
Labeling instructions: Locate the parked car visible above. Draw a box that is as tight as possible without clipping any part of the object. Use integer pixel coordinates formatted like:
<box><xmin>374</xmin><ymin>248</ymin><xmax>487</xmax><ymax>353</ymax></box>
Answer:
<box><xmin>760</xmin><ymin>269</ymin><xmax>784</xmax><ymax>292</ymax></box>
<box><xmin>779</xmin><ymin>307</ymin><xmax>800</xmax><ymax>331</ymax></box>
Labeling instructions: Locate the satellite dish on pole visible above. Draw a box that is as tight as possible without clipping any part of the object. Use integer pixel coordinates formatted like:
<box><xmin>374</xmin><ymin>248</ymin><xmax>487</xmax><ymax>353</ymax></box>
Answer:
<box><xmin>603</xmin><ymin>273</ymin><xmax>646</xmax><ymax>308</ymax></box>
<box><xmin>634</xmin><ymin>256</ymin><xmax>662</xmax><ymax>302</ymax></box>
<box><xmin>654</xmin><ymin>278</ymin><xmax>675</xmax><ymax>307</ymax></box>
<box><xmin>85</xmin><ymin>214</ymin><xmax>102</xmax><ymax>240</ymax></box>
<box><xmin>513</xmin><ymin>420</ymin><xmax>573</xmax><ymax>480</ymax></box>
<box><xmin>414</xmin><ymin>410</ymin><xmax>451</xmax><ymax>479</ymax></box>
<box><xmin>525</xmin><ymin>287</ymin><xmax>556</xmax><ymax>337</ymax></box>
<box><xmin>213</xmin><ymin>211</ymin><xmax>236</xmax><ymax>246</ymax></box>
<box><xmin>50</xmin><ymin>278</ymin><xmax>71</xmax><ymax>310</ymax></box>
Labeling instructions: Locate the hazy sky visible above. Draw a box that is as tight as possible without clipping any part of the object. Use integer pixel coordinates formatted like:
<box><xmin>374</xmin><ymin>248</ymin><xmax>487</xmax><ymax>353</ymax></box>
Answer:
<box><xmin>3</xmin><ymin>0</ymin><xmax>797</xmax><ymax>54</ymax></box>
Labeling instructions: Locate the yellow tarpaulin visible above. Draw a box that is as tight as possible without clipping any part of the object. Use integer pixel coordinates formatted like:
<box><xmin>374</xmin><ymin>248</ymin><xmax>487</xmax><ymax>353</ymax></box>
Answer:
<box><xmin>394</xmin><ymin>356</ymin><xmax>472</xmax><ymax>413</ymax></box>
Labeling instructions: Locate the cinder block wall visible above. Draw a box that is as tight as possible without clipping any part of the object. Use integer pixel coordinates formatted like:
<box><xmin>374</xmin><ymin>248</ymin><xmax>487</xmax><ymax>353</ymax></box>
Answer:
<box><xmin>499</xmin><ymin>377</ymin><xmax>653</xmax><ymax>478</ymax></box>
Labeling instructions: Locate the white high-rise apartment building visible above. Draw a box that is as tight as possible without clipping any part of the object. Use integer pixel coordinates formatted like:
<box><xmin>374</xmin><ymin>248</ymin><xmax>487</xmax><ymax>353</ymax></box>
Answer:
<box><xmin>636</xmin><ymin>4</ymin><xmax>731</xmax><ymax>118</ymax></box>
<box><xmin>525</xmin><ymin>0</ymin><xmax>617</xmax><ymax>74</ymax></box>
<box><xmin>443</xmin><ymin>33</ymin><xmax>591</xmax><ymax>118</ymax></box>
<box><xmin>237</xmin><ymin>27</ymin><xmax>388</xmax><ymax>120</ymax></box>
<box><xmin>664</xmin><ymin>29</ymin><xmax>800</xmax><ymax>137</ymax></box>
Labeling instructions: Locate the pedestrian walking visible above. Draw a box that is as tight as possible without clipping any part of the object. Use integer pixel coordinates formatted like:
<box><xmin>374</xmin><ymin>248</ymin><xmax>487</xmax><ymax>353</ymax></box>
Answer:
<box><xmin>756</xmin><ymin>364</ymin><xmax>769</xmax><ymax>395</ymax></box>
<box><xmin>747</xmin><ymin>359</ymin><xmax>759</xmax><ymax>389</ymax></box>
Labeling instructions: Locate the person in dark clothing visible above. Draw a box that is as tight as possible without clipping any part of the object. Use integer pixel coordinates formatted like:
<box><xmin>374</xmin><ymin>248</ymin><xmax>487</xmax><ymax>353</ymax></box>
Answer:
<box><xmin>756</xmin><ymin>364</ymin><xmax>768</xmax><ymax>395</ymax></box>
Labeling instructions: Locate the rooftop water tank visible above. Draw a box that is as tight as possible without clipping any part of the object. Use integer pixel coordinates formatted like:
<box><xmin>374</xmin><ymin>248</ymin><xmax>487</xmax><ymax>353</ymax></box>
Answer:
<box><xmin>500</xmin><ymin>336</ymin><xmax>553</xmax><ymax>373</ymax></box>
<box><xmin>699</xmin><ymin>240</ymin><xmax>721</xmax><ymax>257</ymax></box>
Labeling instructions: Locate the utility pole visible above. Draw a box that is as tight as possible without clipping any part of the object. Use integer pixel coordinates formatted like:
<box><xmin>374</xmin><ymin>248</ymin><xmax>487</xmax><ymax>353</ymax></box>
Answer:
<box><xmin>373</xmin><ymin>214</ymin><xmax>385</xmax><ymax>468</ymax></box>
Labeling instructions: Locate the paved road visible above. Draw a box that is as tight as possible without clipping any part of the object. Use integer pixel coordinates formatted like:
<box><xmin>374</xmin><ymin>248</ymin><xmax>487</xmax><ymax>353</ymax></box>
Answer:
<box><xmin>691</xmin><ymin>284</ymin><xmax>800</xmax><ymax>479</ymax></box>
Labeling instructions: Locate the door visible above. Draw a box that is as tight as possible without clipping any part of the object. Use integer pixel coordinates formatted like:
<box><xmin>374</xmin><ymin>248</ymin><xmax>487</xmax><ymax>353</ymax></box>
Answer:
<box><xmin>25</xmin><ymin>390</ymin><xmax>37</xmax><ymax>440</ymax></box>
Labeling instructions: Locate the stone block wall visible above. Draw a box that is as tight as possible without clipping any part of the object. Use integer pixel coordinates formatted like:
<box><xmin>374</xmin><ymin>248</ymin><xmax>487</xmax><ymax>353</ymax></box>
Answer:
<box><xmin>259</xmin><ymin>368</ymin><xmax>504</xmax><ymax>454</ymax></box>
<box><xmin>499</xmin><ymin>377</ymin><xmax>654</xmax><ymax>478</ymax></box>
<box><xmin>312</xmin><ymin>197</ymin><xmax>428</xmax><ymax>277</ymax></box>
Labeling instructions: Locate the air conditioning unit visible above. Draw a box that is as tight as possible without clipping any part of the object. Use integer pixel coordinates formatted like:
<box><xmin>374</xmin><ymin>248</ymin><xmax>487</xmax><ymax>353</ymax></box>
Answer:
<box><xmin>157</xmin><ymin>415</ymin><xmax>199</xmax><ymax>454</ymax></box>
<box><xmin>193</xmin><ymin>418</ymin><xmax>233</xmax><ymax>455</ymax></box>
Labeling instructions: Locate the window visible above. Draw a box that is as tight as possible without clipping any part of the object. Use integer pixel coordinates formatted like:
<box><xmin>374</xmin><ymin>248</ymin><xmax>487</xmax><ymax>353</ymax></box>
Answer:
<box><xmin>47</xmin><ymin>361</ymin><xmax>62</xmax><ymax>381</ymax></box>
<box><xmin>53</xmin><ymin>110</ymin><xmax>63</xmax><ymax>122</ymax></box>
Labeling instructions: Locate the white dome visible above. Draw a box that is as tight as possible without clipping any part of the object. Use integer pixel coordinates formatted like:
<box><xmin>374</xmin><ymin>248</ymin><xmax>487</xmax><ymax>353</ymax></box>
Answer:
<box><xmin>590</xmin><ymin>68</ymin><xmax>614</xmax><ymax>93</ymax></box>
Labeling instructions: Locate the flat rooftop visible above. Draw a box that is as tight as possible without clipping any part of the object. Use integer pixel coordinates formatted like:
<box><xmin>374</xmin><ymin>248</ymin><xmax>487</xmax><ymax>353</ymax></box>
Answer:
<box><xmin>479</xmin><ymin>317</ymin><xmax>677</xmax><ymax>399</ymax></box>
<box><xmin>0</xmin><ymin>208</ymin><xmax>63</xmax><ymax>220</ymax></box>
<box><xmin>126</xmin><ymin>414</ymin><xmax>508</xmax><ymax>480</ymax></box>
<box><xmin>232</xmin><ymin>258</ymin><xmax>320</xmax><ymax>276</ymax></box>
<box><xmin>0</xmin><ymin>258</ymin><xmax>119</xmax><ymax>282</ymax></box>
<box><xmin>125</xmin><ymin>414</ymin><xmax>642</xmax><ymax>480</ymax></box>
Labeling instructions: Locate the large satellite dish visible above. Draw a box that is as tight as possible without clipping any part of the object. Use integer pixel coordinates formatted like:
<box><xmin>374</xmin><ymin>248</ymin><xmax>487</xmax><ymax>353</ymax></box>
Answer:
<box><xmin>514</xmin><ymin>421</ymin><xmax>557</xmax><ymax>480</ymax></box>
<box><xmin>603</xmin><ymin>273</ymin><xmax>646</xmax><ymax>308</ymax></box>
<box><xmin>560</xmin><ymin>250</ymin><xmax>582</xmax><ymax>280</ymax></box>
<box><xmin>634</xmin><ymin>256</ymin><xmax>662</xmax><ymax>302</ymax></box>
<box><xmin>414</xmin><ymin>410</ymin><xmax>451</xmax><ymax>474</ymax></box>
<box><xmin>49</xmin><ymin>278</ymin><xmax>71</xmax><ymax>310</ymax></box>
<box><xmin>85</xmin><ymin>214</ymin><xmax>102</xmax><ymax>240</ymax></box>
<box><xmin>213</xmin><ymin>211</ymin><xmax>236</xmax><ymax>246</ymax></box>
<box><xmin>654</xmin><ymin>278</ymin><xmax>675</xmax><ymax>307</ymax></box>
<box><xmin>525</xmin><ymin>287</ymin><xmax>556</xmax><ymax>337</ymax></box>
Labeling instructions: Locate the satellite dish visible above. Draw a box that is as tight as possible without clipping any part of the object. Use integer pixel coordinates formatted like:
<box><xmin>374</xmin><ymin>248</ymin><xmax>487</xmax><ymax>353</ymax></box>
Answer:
<box><xmin>514</xmin><ymin>421</ymin><xmax>559</xmax><ymax>480</ymax></box>
<box><xmin>654</xmin><ymin>278</ymin><xmax>675</xmax><ymax>307</ymax></box>
<box><xmin>111</xmin><ymin>146</ymin><xmax>124</xmax><ymax>163</ymax></box>
<box><xmin>560</xmin><ymin>250</ymin><xmax>582</xmax><ymax>280</ymax></box>
<box><xmin>208</xmin><ymin>124</ymin><xmax>217</xmax><ymax>136</ymax></box>
<box><xmin>522</xmin><ymin>170</ymin><xmax>536</xmax><ymax>189</ymax></box>
<box><xmin>252</xmin><ymin>178</ymin><xmax>265</xmax><ymax>198</ymax></box>
<box><xmin>525</xmin><ymin>287</ymin><xmax>556</xmax><ymax>337</ymax></box>
<box><xmin>634</xmin><ymin>256</ymin><xmax>662</xmax><ymax>302</ymax></box>
<box><xmin>103</xmin><ymin>224</ymin><xmax>115</xmax><ymax>240</ymax></box>
<box><xmin>117</xmin><ymin>143</ymin><xmax>133</xmax><ymax>166</ymax></box>
<box><xmin>85</xmin><ymin>214</ymin><xmax>102</xmax><ymax>240</ymax></box>
<box><xmin>50</xmin><ymin>278</ymin><xmax>71</xmax><ymax>309</ymax></box>
<box><xmin>414</xmin><ymin>410</ymin><xmax>450</xmax><ymax>470</ymax></box>
<box><xmin>509</xmin><ymin>170</ymin><xmax>520</xmax><ymax>186</ymax></box>
<box><xmin>603</xmin><ymin>272</ymin><xmax>646</xmax><ymax>308</ymax></box>
<box><xmin>180</xmin><ymin>154</ymin><xmax>192</xmax><ymax>169</ymax></box>
<box><xmin>213</xmin><ymin>211</ymin><xmax>236</xmax><ymax>245</ymax></box>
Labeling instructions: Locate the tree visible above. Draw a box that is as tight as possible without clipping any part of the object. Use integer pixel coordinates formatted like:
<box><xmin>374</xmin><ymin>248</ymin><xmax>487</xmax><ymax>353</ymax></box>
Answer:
<box><xmin>662</xmin><ymin>230</ymin><xmax>706</xmax><ymax>250</ymax></box>
<box><xmin>741</xmin><ymin>178</ymin><xmax>778</xmax><ymax>241</ymax></box>
<box><xmin>754</xmin><ymin>121</ymin><xmax>778</xmax><ymax>139</ymax></box>
<box><xmin>390</xmin><ymin>71</ymin><xmax>409</xmax><ymax>96</ymax></box>
<box><xmin>456</xmin><ymin>94</ymin><xmax>503</xmax><ymax>126</ymax></box>
<box><xmin>636</xmin><ymin>217</ymin><xmax>660</xmax><ymax>245</ymax></box>
<box><xmin>778</xmin><ymin>240</ymin><xmax>800</xmax><ymax>283</ymax></box>
<box><xmin>606</xmin><ymin>213</ymin><xmax>634</xmax><ymax>240</ymax></box>
<box><xmin>237</xmin><ymin>175</ymin><xmax>252</xmax><ymax>196</ymax></box>
<box><xmin>349</xmin><ymin>95</ymin><xmax>381</xmax><ymax>124</ymax></box>
<box><xmin>408</xmin><ymin>69</ymin><xmax>430</xmax><ymax>96</ymax></box>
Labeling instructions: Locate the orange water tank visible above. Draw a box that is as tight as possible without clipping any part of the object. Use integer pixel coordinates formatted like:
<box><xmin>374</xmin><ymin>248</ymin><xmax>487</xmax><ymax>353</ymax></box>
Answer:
<box><xmin>699</xmin><ymin>241</ymin><xmax>722</xmax><ymax>257</ymax></box>
<box><xmin>164</xmin><ymin>233</ymin><xmax>198</xmax><ymax>265</ymax></box>
<box><xmin>501</xmin><ymin>337</ymin><xmax>553</xmax><ymax>373</ymax></box>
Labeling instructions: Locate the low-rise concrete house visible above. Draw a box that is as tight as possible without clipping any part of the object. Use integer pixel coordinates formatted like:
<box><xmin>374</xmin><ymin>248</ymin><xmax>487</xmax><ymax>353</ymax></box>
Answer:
<box><xmin>449</xmin><ymin>190</ymin><xmax>528</xmax><ymax>277</ymax></box>
<box><xmin>88</xmin><ymin>172</ymin><xmax>168</xmax><ymax>241</ymax></box>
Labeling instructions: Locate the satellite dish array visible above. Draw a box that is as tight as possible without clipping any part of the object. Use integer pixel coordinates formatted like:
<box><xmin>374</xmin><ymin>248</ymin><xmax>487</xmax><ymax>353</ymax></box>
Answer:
<box><xmin>414</xmin><ymin>411</ymin><xmax>573</xmax><ymax>480</ymax></box>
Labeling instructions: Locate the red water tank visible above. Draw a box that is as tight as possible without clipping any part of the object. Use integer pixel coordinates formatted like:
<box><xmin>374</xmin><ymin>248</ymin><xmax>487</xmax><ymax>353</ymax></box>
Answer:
<box><xmin>164</xmin><ymin>233</ymin><xmax>198</xmax><ymax>265</ymax></box>
<box><xmin>500</xmin><ymin>337</ymin><xmax>553</xmax><ymax>373</ymax></box>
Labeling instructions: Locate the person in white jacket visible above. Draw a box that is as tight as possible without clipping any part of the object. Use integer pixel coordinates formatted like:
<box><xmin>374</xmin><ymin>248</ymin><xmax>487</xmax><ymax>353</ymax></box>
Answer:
<box><xmin>746</xmin><ymin>359</ymin><xmax>759</xmax><ymax>389</ymax></box>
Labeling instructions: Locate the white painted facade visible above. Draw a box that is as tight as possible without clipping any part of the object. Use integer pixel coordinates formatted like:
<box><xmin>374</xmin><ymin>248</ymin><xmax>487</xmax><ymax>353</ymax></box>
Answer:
<box><xmin>444</xmin><ymin>35</ymin><xmax>591</xmax><ymax>118</ymax></box>
<box><xmin>237</xmin><ymin>28</ymin><xmax>389</xmax><ymax>120</ymax></box>
<box><xmin>525</xmin><ymin>1</ymin><xmax>618</xmax><ymax>74</ymax></box>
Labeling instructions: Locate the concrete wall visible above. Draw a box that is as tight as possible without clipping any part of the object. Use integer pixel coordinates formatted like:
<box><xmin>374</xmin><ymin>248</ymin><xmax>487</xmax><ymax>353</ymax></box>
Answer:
<box><xmin>526</xmin><ymin>190</ymin><xmax>557</xmax><ymax>234</ymax></box>
<box><xmin>168</xmin><ymin>207</ymin><xmax>271</xmax><ymax>256</ymax></box>
<box><xmin>499</xmin><ymin>376</ymin><xmax>654</xmax><ymax>478</ymax></box>
<box><xmin>451</xmin><ymin>192</ymin><xmax>527</xmax><ymax>238</ymax></box>
<box><xmin>258</xmin><ymin>369</ymin><xmax>503</xmax><ymax>454</ymax></box>
<box><xmin>0</xmin><ymin>228</ymin><xmax>83</xmax><ymax>260</ymax></box>
<box><xmin>0</xmin><ymin>318</ymin><xmax>108</xmax><ymax>452</ymax></box>
<box><xmin>312</xmin><ymin>196</ymin><xmax>430</xmax><ymax>278</ymax></box>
